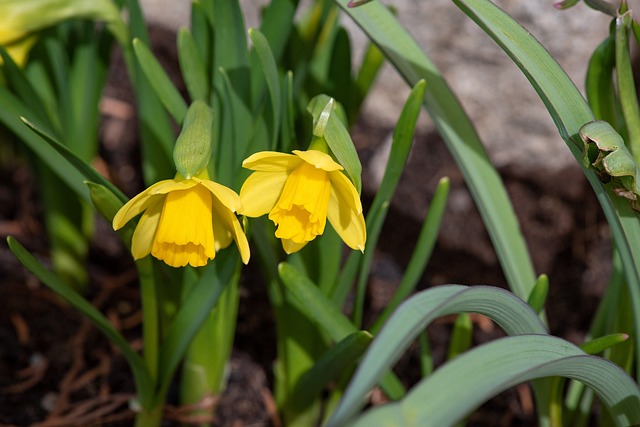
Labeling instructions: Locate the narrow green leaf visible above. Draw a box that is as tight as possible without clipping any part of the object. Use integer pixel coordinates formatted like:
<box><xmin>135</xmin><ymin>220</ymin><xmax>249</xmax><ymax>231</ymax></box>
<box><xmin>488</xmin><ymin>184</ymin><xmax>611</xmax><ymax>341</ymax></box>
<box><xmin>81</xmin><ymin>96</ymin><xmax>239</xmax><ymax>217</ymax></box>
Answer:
<box><xmin>352</xmin><ymin>80</ymin><xmax>426</xmax><ymax>325</ymax></box>
<box><xmin>352</xmin><ymin>41</ymin><xmax>384</xmax><ymax>120</ymax></box>
<box><xmin>249</xmin><ymin>28</ymin><xmax>281</xmax><ymax>150</ymax></box>
<box><xmin>177</xmin><ymin>28</ymin><xmax>210</xmax><ymax>102</ymax></box>
<box><xmin>580</xmin><ymin>333</ymin><xmax>629</xmax><ymax>355</ymax></box>
<box><xmin>278</xmin><ymin>262</ymin><xmax>406</xmax><ymax>400</ymax></box>
<box><xmin>280</xmin><ymin>71</ymin><xmax>296</xmax><ymax>152</ymax></box>
<box><xmin>211</xmin><ymin>0</ymin><xmax>250</xmax><ymax>104</ymax></box>
<box><xmin>331</xmin><ymin>0</ymin><xmax>537</xmax><ymax>301</ymax></box>
<box><xmin>307</xmin><ymin>95</ymin><xmax>362</xmax><ymax>193</ymax></box>
<box><xmin>133</xmin><ymin>38</ymin><xmax>188</xmax><ymax>124</ymax></box>
<box><xmin>326</xmin><ymin>285</ymin><xmax>547</xmax><ymax>427</ymax></box>
<box><xmin>290</xmin><ymin>331</ymin><xmax>372</xmax><ymax>413</ymax></box>
<box><xmin>0</xmin><ymin>49</ymin><xmax>50</xmax><ymax>125</ymax></box>
<box><xmin>615</xmin><ymin>11</ymin><xmax>640</xmax><ymax>160</ymax></box>
<box><xmin>327</xmin><ymin>28</ymin><xmax>353</xmax><ymax>119</ymax></box>
<box><xmin>7</xmin><ymin>237</ymin><xmax>154</xmax><ymax>408</ymax></box>
<box><xmin>156</xmin><ymin>249</ymin><xmax>240</xmax><ymax>404</ymax></box>
<box><xmin>21</xmin><ymin>118</ymin><xmax>127</xmax><ymax>203</ymax></box>
<box><xmin>349</xmin><ymin>335</ymin><xmax>640</xmax><ymax>427</ymax></box>
<box><xmin>446</xmin><ymin>313</ymin><xmax>473</xmax><ymax>360</ymax></box>
<box><xmin>86</xmin><ymin>181</ymin><xmax>123</xmax><ymax>223</ymax></box>
<box><xmin>257</xmin><ymin>0</ymin><xmax>297</xmax><ymax>61</ymax></box>
<box><xmin>369</xmin><ymin>177</ymin><xmax>449</xmax><ymax>332</ymax></box>
<box><xmin>527</xmin><ymin>274</ymin><xmax>549</xmax><ymax>314</ymax></box>
<box><xmin>0</xmin><ymin>88</ymin><xmax>87</xmax><ymax>200</ymax></box>
<box><xmin>585</xmin><ymin>36</ymin><xmax>619</xmax><ymax>128</ymax></box>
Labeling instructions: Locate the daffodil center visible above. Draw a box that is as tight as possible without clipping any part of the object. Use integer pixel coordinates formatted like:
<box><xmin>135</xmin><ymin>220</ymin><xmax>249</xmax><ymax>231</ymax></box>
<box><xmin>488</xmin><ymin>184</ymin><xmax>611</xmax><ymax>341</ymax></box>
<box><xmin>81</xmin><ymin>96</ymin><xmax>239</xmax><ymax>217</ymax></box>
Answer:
<box><xmin>269</xmin><ymin>162</ymin><xmax>331</xmax><ymax>244</ymax></box>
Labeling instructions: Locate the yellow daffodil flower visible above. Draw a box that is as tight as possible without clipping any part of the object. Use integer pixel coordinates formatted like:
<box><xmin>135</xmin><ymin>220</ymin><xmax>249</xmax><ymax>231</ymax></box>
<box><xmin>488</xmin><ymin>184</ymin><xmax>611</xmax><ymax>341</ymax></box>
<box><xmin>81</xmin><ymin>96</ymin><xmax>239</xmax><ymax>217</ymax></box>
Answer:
<box><xmin>240</xmin><ymin>149</ymin><xmax>366</xmax><ymax>254</ymax></box>
<box><xmin>113</xmin><ymin>173</ymin><xmax>250</xmax><ymax>268</ymax></box>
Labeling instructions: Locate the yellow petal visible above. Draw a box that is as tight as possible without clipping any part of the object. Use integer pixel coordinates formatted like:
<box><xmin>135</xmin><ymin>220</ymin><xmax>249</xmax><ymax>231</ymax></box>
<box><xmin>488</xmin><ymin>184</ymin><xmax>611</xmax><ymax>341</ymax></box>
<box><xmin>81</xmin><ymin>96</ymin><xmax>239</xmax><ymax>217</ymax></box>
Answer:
<box><xmin>194</xmin><ymin>177</ymin><xmax>242</xmax><ymax>212</ymax></box>
<box><xmin>130</xmin><ymin>198</ymin><xmax>163</xmax><ymax>260</ymax></box>
<box><xmin>112</xmin><ymin>179</ymin><xmax>177</xmax><ymax>230</ymax></box>
<box><xmin>281</xmin><ymin>239</ymin><xmax>307</xmax><ymax>254</ymax></box>
<box><xmin>242</xmin><ymin>151</ymin><xmax>302</xmax><ymax>171</ymax></box>
<box><xmin>327</xmin><ymin>171</ymin><xmax>366</xmax><ymax>252</ymax></box>
<box><xmin>293</xmin><ymin>150</ymin><xmax>343</xmax><ymax>171</ymax></box>
<box><xmin>211</xmin><ymin>196</ymin><xmax>251</xmax><ymax>264</ymax></box>
<box><xmin>239</xmin><ymin>171</ymin><xmax>288</xmax><ymax>217</ymax></box>
<box><xmin>152</xmin><ymin>184</ymin><xmax>215</xmax><ymax>267</ymax></box>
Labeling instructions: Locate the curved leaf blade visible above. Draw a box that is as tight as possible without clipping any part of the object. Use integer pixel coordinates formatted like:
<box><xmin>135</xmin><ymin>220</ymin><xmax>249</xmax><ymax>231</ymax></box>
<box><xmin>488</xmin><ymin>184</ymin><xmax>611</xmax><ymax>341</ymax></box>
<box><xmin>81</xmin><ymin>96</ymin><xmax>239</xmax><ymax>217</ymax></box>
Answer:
<box><xmin>350</xmin><ymin>335</ymin><xmax>640</xmax><ymax>427</ymax></box>
<box><xmin>326</xmin><ymin>285</ymin><xmax>547</xmax><ymax>426</ymax></box>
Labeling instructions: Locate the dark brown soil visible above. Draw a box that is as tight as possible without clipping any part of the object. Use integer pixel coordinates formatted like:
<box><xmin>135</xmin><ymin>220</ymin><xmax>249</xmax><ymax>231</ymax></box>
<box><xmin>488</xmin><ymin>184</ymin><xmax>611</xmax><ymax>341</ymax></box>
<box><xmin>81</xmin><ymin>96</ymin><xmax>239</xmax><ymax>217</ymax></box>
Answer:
<box><xmin>0</xmin><ymin>24</ymin><xmax>611</xmax><ymax>427</ymax></box>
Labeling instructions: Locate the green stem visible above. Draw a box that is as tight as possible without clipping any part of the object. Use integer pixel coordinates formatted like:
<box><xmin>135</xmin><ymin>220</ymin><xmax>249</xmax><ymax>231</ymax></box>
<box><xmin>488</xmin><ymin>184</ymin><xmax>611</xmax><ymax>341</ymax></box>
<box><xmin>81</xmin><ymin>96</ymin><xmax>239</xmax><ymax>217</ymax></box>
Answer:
<box><xmin>615</xmin><ymin>12</ymin><xmax>640</xmax><ymax>162</ymax></box>
<box><xmin>137</xmin><ymin>257</ymin><xmax>159</xmax><ymax>384</ymax></box>
<box><xmin>134</xmin><ymin>404</ymin><xmax>163</xmax><ymax>427</ymax></box>
<box><xmin>548</xmin><ymin>377</ymin><xmax>564</xmax><ymax>427</ymax></box>
<box><xmin>180</xmin><ymin>266</ymin><xmax>241</xmax><ymax>427</ymax></box>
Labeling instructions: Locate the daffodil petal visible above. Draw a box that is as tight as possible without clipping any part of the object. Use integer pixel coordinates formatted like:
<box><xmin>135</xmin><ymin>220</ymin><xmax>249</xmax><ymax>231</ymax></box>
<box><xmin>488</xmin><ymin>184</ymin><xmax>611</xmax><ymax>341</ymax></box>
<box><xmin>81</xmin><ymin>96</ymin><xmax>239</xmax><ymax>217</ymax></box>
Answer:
<box><xmin>195</xmin><ymin>178</ymin><xmax>242</xmax><ymax>212</ymax></box>
<box><xmin>239</xmin><ymin>171</ymin><xmax>289</xmax><ymax>217</ymax></box>
<box><xmin>112</xmin><ymin>179</ymin><xmax>176</xmax><ymax>230</ymax></box>
<box><xmin>149</xmin><ymin>179</ymin><xmax>198</xmax><ymax>194</ymax></box>
<box><xmin>282</xmin><ymin>239</ymin><xmax>308</xmax><ymax>254</ymax></box>
<box><xmin>130</xmin><ymin>198</ymin><xmax>163</xmax><ymax>260</ymax></box>
<box><xmin>293</xmin><ymin>150</ymin><xmax>343</xmax><ymax>171</ymax></box>
<box><xmin>327</xmin><ymin>171</ymin><xmax>366</xmax><ymax>252</ymax></box>
<box><xmin>242</xmin><ymin>151</ymin><xmax>302</xmax><ymax>171</ymax></box>
<box><xmin>211</xmin><ymin>196</ymin><xmax>251</xmax><ymax>264</ymax></box>
<box><xmin>329</xmin><ymin>171</ymin><xmax>363</xmax><ymax>214</ymax></box>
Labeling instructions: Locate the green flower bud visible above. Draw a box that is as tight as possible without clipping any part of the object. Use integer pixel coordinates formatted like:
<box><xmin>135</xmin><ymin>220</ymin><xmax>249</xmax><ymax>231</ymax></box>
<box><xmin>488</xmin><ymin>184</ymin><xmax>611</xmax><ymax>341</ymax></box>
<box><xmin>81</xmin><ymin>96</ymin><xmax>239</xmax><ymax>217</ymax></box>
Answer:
<box><xmin>173</xmin><ymin>100</ymin><xmax>214</xmax><ymax>179</ymax></box>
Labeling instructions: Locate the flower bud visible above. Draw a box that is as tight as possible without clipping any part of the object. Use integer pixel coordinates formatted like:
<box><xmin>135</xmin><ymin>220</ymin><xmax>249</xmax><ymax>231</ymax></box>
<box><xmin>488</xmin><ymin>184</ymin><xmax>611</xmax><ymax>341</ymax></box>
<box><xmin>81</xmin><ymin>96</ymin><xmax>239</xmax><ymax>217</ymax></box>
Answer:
<box><xmin>173</xmin><ymin>100</ymin><xmax>214</xmax><ymax>179</ymax></box>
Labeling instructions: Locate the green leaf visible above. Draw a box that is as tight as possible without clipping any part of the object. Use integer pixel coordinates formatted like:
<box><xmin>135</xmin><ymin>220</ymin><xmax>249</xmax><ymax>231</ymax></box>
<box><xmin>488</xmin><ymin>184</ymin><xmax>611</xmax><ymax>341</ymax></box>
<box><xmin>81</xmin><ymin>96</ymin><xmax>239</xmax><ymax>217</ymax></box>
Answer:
<box><xmin>527</xmin><ymin>274</ymin><xmax>549</xmax><ymax>314</ymax></box>
<box><xmin>249</xmin><ymin>28</ymin><xmax>281</xmax><ymax>150</ymax></box>
<box><xmin>210</xmin><ymin>0</ymin><xmax>250</xmax><ymax>104</ymax></box>
<box><xmin>331</xmin><ymin>0</ymin><xmax>537</xmax><ymax>302</ymax></box>
<box><xmin>615</xmin><ymin>11</ymin><xmax>640</xmax><ymax>158</ymax></box>
<box><xmin>290</xmin><ymin>331</ymin><xmax>372</xmax><ymax>414</ymax></box>
<box><xmin>278</xmin><ymin>262</ymin><xmax>405</xmax><ymax>400</ymax></box>
<box><xmin>307</xmin><ymin>95</ymin><xmax>362</xmax><ymax>193</ymax></box>
<box><xmin>368</xmin><ymin>177</ymin><xmax>450</xmax><ymax>333</ymax></box>
<box><xmin>326</xmin><ymin>285</ymin><xmax>547</xmax><ymax>426</ymax></box>
<box><xmin>585</xmin><ymin>36</ymin><xmax>619</xmax><ymax>128</ymax></box>
<box><xmin>580</xmin><ymin>120</ymin><xmax>640</xmax><ymax>206</ymax></box>
<box><xmin>349</xmin><ymin>335</ymin><xmax>640</xmax><ymax>427</ymax></box>
<box><xmin>21</xmin><ymin>118</ymin><xmax>127</xmax><ymax>203</ymax></box>
<box><xmin>133</xmin><ymin>38</ymin><xmax>188</xmax><ymax>124</ymax></box>
<box><xmin>446</xmin><ymin>313</ymin><xmax>473</xmax><ymax>360</ymax></box>
<box><xmin>156</xmin><ymin>249</ymin><xmax>240</xmax><ymax>404</ymax></box>
<box><xmin>0</xmin><ymin>88</ymin><xmax>87</xmax><ymax>200</ymax></box>
<box><xmin>177</xmin><ymin>28</ymin><xmax>210</xmax><ymax>102</ymax></box>
<box><xmin>580</xmin><ymin>333</ymin><xmax>629</xmax><ymax>355</ymax></box>
<box><xmin>352</xmin><ymin>80</ymin><xmax>427</xmax><ymax>325</ymax></box>
<box><xmin>454</xmin><ymin>0</ymin><xmax>640</xmax><ymax>383</ymax></box>
<box><xmin>7</xmin><ymin>237</ymin><xmax>154</xmax><ymax>408</ymax></box>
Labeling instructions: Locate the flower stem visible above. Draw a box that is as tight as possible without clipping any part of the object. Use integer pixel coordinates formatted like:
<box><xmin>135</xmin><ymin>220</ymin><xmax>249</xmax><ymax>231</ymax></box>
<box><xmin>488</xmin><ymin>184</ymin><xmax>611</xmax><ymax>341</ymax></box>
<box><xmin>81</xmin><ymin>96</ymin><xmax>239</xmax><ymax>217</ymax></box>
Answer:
<box><xmin>137</xmin><ymin>257</ymin><xmax>159</xmax><ymax>383</ymax></box>
<box><xmin>180</xmin><ymin>267</ymin><xmax>240</xmax><ymax>426</ymax></box>
<box><xmin>134</xmin><ymin>404</ymin><xmax>163</xmax><ymax>427</ymax></box>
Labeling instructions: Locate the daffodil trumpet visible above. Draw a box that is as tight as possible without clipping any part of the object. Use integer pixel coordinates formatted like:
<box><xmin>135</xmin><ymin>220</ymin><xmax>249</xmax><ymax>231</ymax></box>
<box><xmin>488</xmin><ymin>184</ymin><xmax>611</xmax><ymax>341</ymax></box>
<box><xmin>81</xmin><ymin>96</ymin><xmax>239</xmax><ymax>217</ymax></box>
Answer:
<box><xmin>240</xmin><ymin>149</ymin><xmax>366</xmax><ymax>254</ymax></box>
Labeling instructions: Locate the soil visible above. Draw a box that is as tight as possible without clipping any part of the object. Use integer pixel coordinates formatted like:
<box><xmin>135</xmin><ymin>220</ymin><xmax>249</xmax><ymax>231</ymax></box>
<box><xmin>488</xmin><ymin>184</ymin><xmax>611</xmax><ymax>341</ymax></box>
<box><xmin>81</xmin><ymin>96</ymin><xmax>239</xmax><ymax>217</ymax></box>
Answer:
<box><xmin>0</xmin><ymin>25</ymin><xmax>612</xmax><ymax>426</ymax></box>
